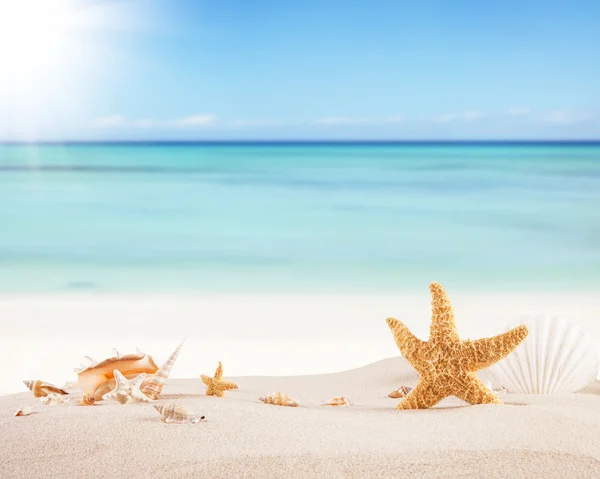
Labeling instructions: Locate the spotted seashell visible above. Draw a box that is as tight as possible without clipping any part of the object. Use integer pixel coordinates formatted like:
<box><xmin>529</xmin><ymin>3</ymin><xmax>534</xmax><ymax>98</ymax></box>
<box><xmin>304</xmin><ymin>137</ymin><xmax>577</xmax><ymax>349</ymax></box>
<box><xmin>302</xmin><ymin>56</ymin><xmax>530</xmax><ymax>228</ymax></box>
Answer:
<box><xmin>153</xmin><ymin>404</ymin><xmax>204</xmax><ymax>424</ymax></box>
<box><xmin>80</xmin><ymin>394</ymin><xmax>96</xmax><ymax>406</ymax></box>
<box><xmin>388</xmin><ymin>386</ymin><xmax>412</xmax><ymax>399</ymax></box>
<box><xmin>15</xmin><ymin>407</ymin><xmax>32</xmax><ymax>417</ymax></box>
<box><xmin>23</xmin><ymin>380</ymin><xmax>68</xmax><ymax>398</ymax></box>
<box><xmin>321</xmin><ymin>396</ymin><xmax>351</xmax><ymax>406</ymax></box>
<box><xmin>258</xmin><ymin>392</ymin><xmax>299</xmax><ymax>407</ymax></box>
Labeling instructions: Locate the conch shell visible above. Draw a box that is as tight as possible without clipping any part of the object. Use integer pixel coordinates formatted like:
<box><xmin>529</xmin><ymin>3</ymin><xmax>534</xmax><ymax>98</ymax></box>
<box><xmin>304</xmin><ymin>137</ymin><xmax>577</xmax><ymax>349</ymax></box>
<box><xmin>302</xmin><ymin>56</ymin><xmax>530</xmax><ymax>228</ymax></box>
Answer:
<box><xmin>23</xmin><ymin>380</ymin><xmax>68</xmax><ymax>398</ymax></box>
<box><xmin>75</xmin><ymin>349</ymin><xmax>159</xmax><ymax>401</ymax></box>
<box><xmin>154</xmin><ymin>404</ymin><xmax>204</xmax><ymax>424</ymax></box>
<box><xmin>388</xmin><ymin>386</ymin><xmax>412</xmax><ymax>399</ymax></box>
<box><xmin>258</xmin><ymin>392</ymin><xmax>299</xmax><ymax>407</ymax></box>
<box><xmin>15</xmin><ymin>407</ymin><xmax>32</xmax><ymax>417</ymax></box>
<box><xmin>321</xmin><ymin>396</ymin><xmax>351</xmax><ymax>406</ymax></box>
<box><xmin>140</xmin><ymin>341</ymin><xmax>185</xmax><ymax>400</ymax></box>
<box><xmin>80</xmin><ymin>394</ymin><xmax>96</xmax><ymax>406</ymax></box>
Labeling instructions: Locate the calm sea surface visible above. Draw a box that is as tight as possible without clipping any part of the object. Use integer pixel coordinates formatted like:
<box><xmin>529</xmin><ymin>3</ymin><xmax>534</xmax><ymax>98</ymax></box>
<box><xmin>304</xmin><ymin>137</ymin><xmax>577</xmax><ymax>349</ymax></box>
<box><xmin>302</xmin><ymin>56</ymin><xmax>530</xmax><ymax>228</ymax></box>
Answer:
<box><xmin>1</xmin><ymin>143</ymin><xmax>599</xmax><ymax>293</ymax></box>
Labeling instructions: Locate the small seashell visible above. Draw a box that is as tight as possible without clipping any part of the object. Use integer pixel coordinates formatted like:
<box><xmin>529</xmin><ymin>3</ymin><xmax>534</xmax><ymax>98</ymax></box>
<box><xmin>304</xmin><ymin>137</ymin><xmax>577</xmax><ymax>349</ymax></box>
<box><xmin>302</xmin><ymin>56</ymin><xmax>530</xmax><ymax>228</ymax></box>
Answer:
<box><xmin>23</xmin><ymin>380</ymin><xmax>69</xmax><ymax>398</ymax></box>
<box><xmin>258</xmin><ymin>391</ymin><xmax>299</xmax><ymax>407</ymax></box>
<box><xmin>321</xmin><ymin>396</ymin><xmax>351</xmax><ymax>406</ymax></box>
<box><xmin>80</xmin><ymin>394</ymin><xmax>96</xmax><ymax>406</ymax></box>
<box><xmin>41</xmin><ymin>393</ymin><xmax>67</xmax><ymax>406</ymax></box>
<box><xmin>154</xmin><ymin>404</ymin><xmax>204</xmax><ymax>424</ymax></box>
<box><xmin>15</xmin><ymin>407</ymin><xmax>32</xmax><ymax>417</ymax></box>
<box><xmin>388</xmin><ymin>386</ymin><xmax>412</xmax><ymax>399</ymax></box>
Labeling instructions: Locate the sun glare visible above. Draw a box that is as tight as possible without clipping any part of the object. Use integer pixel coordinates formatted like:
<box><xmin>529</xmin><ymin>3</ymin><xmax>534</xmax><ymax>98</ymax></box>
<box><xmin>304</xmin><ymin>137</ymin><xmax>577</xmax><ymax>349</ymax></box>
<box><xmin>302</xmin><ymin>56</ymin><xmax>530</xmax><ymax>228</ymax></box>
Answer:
<box><xmin>0</xmin><ymin>1</ymin><xmax>76</xmax><ymax>84</ymax></box>
<box><xmin>0</xmin><ymin>0</ymin><xmax>134</xmax><ymax>138</ymax></box>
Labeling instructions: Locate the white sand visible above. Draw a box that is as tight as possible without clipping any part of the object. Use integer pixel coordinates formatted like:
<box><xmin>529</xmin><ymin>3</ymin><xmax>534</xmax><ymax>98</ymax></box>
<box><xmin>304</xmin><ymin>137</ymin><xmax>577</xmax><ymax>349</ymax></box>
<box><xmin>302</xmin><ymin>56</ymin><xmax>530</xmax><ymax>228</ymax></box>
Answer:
<box><xmin>1</xmin><ymin>357</ymin><xmax>599</xmax><ymax>478</ymax></box>
<box><xmin>1</xmin><ymin>293</ymin><xmax>599</xmax><ymax>395</ymax></box>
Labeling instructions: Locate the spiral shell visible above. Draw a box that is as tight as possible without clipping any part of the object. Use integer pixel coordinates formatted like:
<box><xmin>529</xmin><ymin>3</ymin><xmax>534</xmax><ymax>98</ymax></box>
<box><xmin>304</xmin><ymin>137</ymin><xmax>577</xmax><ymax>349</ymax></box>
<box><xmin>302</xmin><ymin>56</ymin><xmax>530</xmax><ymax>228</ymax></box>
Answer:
<box><xmin>23</xmin><ymin>380</ymin><xmax>68</xmax><ymax>398</ymax></box>
<box><xmin>80</xmin><ymin>394</ymin><xmax>96</xmax><ymax>406</ymax></box>
<box><xmin>141</xmin><ymin>341</ymin><xmax>185</xmax><ymax>400</ymax></box>
<box><xmin>388</xmin><ymin>386</ymin><xmax>412</xmax><ymax>399</ymax></box>
<box><xmin>258</xmin><ymin>392</ymin><xmax>299</xmax><ymax>407</ymax></box>
<box><xmin>154</xmin><ymin>404</ymin><xmax>204</xmax><ymax>424</ymax></box>
<box><xmin>321</xmin><ymin>396</ymin><xmax>351</xmax><ymax>406</ymax></box>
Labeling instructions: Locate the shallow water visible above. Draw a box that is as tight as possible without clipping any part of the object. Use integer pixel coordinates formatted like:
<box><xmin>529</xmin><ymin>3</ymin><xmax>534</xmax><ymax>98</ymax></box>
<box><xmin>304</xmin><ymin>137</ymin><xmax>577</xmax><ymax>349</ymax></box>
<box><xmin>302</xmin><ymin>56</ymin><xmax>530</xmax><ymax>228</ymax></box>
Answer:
<box><xmin>1</xmin><ymin>142</ymin><xmax>599</xmax><ymax>293</ymax></box>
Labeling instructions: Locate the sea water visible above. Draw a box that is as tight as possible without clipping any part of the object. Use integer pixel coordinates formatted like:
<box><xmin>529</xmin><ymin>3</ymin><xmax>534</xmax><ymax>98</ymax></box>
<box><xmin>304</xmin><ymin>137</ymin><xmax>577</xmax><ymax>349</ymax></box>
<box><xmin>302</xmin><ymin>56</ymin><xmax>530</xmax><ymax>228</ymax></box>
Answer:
<box><xmin>1</xmin><ymin>142</ymin><xmax>599</xmax><ymax>293</ymax></box>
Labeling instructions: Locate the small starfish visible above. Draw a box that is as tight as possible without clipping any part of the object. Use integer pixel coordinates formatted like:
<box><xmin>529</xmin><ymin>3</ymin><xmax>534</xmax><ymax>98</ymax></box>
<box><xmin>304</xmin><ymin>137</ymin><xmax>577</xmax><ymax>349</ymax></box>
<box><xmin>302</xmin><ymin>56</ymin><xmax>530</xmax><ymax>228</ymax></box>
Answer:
<box><xmin>102</xmin><ymin>370</ymin><xmax>151</xmax><ymax>404</ymax></box>
<box><xmin>386</xmin><ymin>282</ymin><xmax>528</xmax><ymax>410</ymax></box>
<box><xmin>201</xmin><ymin>362</ymin><xmax>238</xmax><ymax>397</ymax></box>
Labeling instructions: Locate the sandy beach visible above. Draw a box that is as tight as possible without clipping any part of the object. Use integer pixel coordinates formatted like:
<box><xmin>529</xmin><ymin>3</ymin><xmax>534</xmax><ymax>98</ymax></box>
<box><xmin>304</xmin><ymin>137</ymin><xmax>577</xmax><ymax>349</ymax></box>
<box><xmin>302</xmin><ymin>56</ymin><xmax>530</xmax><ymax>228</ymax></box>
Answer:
<box><xmin>1</xmin><ymin>356</ymin><xmax>599</xmax><ymax>478</ymax></box>
<box><xmin>1</xmin><ymin>293</ymin><xmax>599</xmax><ymax>396</ymax></box>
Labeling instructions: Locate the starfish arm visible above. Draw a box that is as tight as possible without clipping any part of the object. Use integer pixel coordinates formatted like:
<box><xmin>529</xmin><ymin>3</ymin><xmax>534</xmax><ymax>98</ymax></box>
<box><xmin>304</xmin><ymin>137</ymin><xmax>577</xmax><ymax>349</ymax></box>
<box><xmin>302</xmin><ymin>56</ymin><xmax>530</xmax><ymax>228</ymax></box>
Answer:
<box><xmin>451</xmin><ymin>374</ymin><xmax>501</xmax><ymax>405</ymax></box>
<box><xmin>201</xmin><ymin>375</ymin><xmax>212</xmax><ymax>387</ymax></box>
<box><xmin>386</xmin><ymin>318</ymin><xmax>425</xmax><ymax>363</ymax></box>
<box><xmin>215</xmin><ymin>362</ymin><xmax>223</xmax><ymax>380</ymax></box>
<box><xmin>428</xmin><ymin>282</ymin><xmax>460</xmax><ymax>343</ymax></box>
<box><xmin>220</xmin><ymin>381</ymin><xmax>238</xmax><ymax>391</ymax></box>
<box><xmin>396</xmin><ymin>379</ymin><xmax>444</xmax><ymax>410</ymax></box>
<box><xmin>461</xmin><ymin>325</ymin><xmax>529</xmax><ymax>371</ymax></box>
<box><xmin>131</xmin><ymin>373</ymin><xmax>146</xmax><ymax>388</ymax></box>
<box><xmin>133</xmin><ymin>391</ymin><xmax>151</xmax><ymax>402</ymax></box>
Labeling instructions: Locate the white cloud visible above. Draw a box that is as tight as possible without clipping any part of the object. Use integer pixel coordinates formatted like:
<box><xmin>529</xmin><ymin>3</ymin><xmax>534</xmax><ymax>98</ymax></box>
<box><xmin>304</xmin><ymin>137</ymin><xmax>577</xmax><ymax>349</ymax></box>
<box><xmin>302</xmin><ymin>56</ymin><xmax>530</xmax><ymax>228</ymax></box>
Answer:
<box><xmin>94</xmin><ymin>115</ymin><xmax>128</xmax><ymax>127</ymax></box>
<box><xmin>173</xmin><ymin>115</ymin><xmax>215</xmax><ymax>126</ymax></box>
<box><xmin>314</xmin><ymin>115</ymin><xmax>404</xmax><ymax>125</ymax></box>
<box><xmin>432</xmin><ymin>110</ymin><xmax>486</xmax><ymax>123</ymax></box>
<box><xmin>507</xmin><ymin>107</ymin><xmax>531</xmax><ymax>116</ymax></box>
<box><xmin>542</xmin><ymin>110</ymin><xmax>594</xmax><ymax>125</ymax></box>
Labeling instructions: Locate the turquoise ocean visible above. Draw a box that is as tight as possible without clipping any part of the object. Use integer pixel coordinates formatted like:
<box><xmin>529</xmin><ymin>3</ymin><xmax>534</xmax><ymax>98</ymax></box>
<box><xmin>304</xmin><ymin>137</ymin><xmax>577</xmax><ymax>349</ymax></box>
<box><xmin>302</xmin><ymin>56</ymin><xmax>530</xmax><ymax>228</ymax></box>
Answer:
<box><xmin>1</xmin><ymin>142</ymin><xmax>599</xmax><ymax>294</ymax></box>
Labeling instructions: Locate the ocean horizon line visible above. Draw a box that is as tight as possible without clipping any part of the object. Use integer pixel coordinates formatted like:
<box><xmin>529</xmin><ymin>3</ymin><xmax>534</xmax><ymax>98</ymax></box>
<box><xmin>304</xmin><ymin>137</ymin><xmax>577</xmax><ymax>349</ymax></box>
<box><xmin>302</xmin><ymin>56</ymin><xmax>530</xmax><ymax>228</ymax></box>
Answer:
<box><xmin>2</xmin><ymin>139</ymin><xmax>600</xmax><ymax>147</ymax></box>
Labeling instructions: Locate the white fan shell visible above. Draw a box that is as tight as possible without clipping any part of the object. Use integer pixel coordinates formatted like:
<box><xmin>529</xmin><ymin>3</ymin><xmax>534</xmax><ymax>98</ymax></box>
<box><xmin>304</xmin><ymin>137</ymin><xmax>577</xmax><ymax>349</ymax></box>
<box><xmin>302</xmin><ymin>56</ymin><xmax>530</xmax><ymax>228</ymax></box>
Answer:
<box><xmin>487</xmin><ymin>315</ymin><xmax>599</xmax><ymax>394</ymax></box>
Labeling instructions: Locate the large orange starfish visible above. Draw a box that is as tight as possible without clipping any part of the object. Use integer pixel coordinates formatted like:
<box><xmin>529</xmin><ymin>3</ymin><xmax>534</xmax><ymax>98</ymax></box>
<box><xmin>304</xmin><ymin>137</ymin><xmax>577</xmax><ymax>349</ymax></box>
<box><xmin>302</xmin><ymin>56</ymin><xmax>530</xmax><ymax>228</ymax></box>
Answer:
<box><xmin>201</xmin><ymin>362</ymin><xmax>238</xmax><ymax>398</ymax></box>
<box><xmin>386</xmin><ymin>282</ymin><xmax>528</xmax><ymax>409</ymax></box>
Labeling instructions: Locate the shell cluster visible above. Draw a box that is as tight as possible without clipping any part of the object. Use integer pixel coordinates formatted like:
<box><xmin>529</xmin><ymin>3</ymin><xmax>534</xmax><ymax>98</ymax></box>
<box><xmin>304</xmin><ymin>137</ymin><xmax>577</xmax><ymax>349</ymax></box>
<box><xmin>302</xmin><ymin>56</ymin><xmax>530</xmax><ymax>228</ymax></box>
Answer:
<box><xmin>259</xmin><ymin>392</ymin><xmax>299</xmax><ymax>407</ymax></box>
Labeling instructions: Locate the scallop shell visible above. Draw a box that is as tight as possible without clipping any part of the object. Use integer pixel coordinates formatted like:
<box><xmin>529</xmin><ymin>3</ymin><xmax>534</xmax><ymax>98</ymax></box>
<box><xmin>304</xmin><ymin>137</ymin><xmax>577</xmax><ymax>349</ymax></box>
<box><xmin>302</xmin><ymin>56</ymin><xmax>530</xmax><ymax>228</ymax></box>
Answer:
<box><xmin>141</xmin><ymin>340</ymin><xmax>185</xmax><ymax>400</ymax></box>
<box><xmin>154</xmin><ymin>404</ymin><xmax>204</xmax><ymax>424</ymax></box>
<box><xmin>23</xmin><ymin>380</ymin><xmax>68</xmax><ymax>398</ymax></box>
<box><xmin>80</xmin><ymin>394</ymin><xmax>96</xmax><ymax>406</ymax></box>
<box><xmin>388</xmin><ymin>385</ymin><xmax>412</xmax><ymax>399</ymax></box>
<box><xmin>15</xmin><ymin>407</ymin><xmax>32</xmax><ymax>417</ymax></box>
<box><xmin>487</xmin><ymin>315</ymin><xmax>600</xmax><ymax>394</ymax></box>
<box><xmin>321</xmin><ymin>396</ymin><xmax>351</xmax><ymax>406</ymax></box>
<box><xmin>258</xmin><ymin>392</ymin><xmax>299</xmax><ymax>407</ymax></box>
<box><xmin>75</xmin><ymin>349</ymin><xmax>159</xmax><ymax>401</ymax></box>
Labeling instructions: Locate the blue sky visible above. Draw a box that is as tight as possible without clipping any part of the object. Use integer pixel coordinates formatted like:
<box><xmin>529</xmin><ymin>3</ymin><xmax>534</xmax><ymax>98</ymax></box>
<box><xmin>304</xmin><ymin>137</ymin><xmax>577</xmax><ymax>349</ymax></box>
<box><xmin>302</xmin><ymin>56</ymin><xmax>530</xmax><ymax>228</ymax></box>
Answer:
<box><xmin>1</xmin><ymin>0</ymin><xmax>599</xmax><ymax>140</ymax></box>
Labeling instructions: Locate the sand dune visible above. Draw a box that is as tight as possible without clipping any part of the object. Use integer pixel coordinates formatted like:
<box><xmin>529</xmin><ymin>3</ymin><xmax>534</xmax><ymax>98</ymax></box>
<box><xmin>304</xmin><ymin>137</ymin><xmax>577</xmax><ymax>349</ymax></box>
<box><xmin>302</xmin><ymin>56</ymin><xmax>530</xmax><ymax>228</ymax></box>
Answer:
<box><xmin>2</xmin><ymin>357</ymin><xmax>599</xmax><ymax>478</ymax></box>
